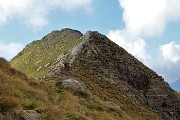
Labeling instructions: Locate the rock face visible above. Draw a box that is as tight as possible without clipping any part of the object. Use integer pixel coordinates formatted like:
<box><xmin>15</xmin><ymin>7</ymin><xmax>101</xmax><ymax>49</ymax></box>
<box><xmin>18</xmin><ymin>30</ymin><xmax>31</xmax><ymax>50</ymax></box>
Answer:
<box><xmin>11</xmin><ymin>28</ymin><xmax>180</xmax><ymax>120</ymax></box>
<box><xmin>67</xmin><ymin>31</ymin><xmax>180</xmax><ymax>120</ymax></box>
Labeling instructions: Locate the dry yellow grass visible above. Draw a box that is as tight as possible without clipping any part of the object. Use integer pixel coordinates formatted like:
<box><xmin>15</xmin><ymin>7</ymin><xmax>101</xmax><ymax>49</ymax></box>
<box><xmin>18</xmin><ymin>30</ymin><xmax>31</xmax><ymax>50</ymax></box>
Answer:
<box><xmin>0</xmin><ymin>58</ymin><xmax>60</xmax><ymax>119</ymax></box>
<box><xmin>0</xmin><ymin>57</ymin><xmax>163</xmax><ymax>120</ymax></box>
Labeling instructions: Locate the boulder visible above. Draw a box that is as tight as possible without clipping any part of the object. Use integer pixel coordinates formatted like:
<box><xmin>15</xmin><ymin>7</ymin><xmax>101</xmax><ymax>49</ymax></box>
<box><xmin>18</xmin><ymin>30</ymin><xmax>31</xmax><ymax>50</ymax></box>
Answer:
<box><xmin>62</xmin><ymin>79</ymin><xmax>85</xmax><ymax>90</ymax></box>
<box><xmin>19</xmin><ymin>110</ymin><xmax>40</xmax><ymax>120</ymax></box>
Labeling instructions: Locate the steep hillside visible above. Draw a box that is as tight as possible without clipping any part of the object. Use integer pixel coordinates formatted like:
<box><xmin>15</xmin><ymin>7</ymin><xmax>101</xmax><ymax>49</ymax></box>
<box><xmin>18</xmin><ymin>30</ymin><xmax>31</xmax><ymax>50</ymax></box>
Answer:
<box><xmin>1</xmin><ymin>58</ymin><xmax>136</xmax><ymax>120</ymax></box>
<box><xmin>0</xmin><ymin>58</ymin><xmax>58</xmax><ymax>119</ymax></box>
<box><xmin>11</xmin><ymin>28</ymin><xmax>180</xmax><ymax>120</ymax></box>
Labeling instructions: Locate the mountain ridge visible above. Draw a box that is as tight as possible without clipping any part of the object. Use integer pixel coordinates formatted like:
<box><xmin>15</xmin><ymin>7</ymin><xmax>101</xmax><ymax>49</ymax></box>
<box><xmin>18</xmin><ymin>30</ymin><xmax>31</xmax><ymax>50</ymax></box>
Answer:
<box><xmin>11</xmin><ymin>28</ymin><xmax>180</xmax><ymax>120</ymax></box>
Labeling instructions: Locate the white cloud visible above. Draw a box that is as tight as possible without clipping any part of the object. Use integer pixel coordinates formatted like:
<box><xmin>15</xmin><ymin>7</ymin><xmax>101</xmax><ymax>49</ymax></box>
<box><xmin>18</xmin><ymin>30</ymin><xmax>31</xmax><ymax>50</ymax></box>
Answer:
<box><xmin>0</xmin><ymin>42</ymin><xmax>24</xmax><ymax>60</ymax></box>
<box><xmin>108</xmin><ymin>30</ymin><xmax>151</xmax><ymax>62</ymax></box>
<box><xmin>0</xmin><ymin>0</ymin><xmax>93</xmax><ymax>59</ymax></box>
<box><xmin>108</xmin><ymin>0</ymin><xmax>180</xmax><ymax>82</ymax></box>
<box><xmin>160</xmin><ymin>41</ymin><xmax>180</xmax><ymax>63</ymax></box>
<box><xmin>120</xmin><ymin>0</ymin><xmax>166</xmax><ymax>37</ymax></box>
<box><xmin>49</xmin><ymin>0</ymin><xmax>93</xmax><ymax>12</ymax></box>
<box><xmin>156</xmin><ymin>41</ymin><xmax>180</xmax><ymax>82</ymax></box>
<box><xmin>27</xmin><ymin>16</ymin><xmax>49</xmax><ymax>28</ymax></box>
<box><xmin>0</xmin><ymin>0</ymin><xmax>93</xmax><ymax>28</ymax></box>
<box><xmin>0</xmin><ymin>0</ymin><xmax>30</xmax><ymax>24</ymax></box>
<box><xmin>119</xmin><ymin>0</ymin><xmax>180</xmax><ymax>37</ymax></box>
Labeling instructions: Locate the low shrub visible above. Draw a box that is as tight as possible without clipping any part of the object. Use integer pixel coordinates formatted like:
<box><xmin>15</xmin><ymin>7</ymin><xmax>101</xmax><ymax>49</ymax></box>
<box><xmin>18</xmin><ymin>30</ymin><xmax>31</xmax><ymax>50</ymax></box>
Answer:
<box><xmin>66</xmin><ymin>112</ymin><xmax>86</xmax><ymax>120</ymax></box>
<box><xmin>0</xmin><ymin>96</ymin><xmax>19</xmax><ymax>112</ymax></box>
<box><xmin>82</xmin><ymin>101</ymin><xmax>104</xmax><ymax>111</ymax></box>
<box><xmin>42</xmin><ymin>106</ymin><xmax>59</xmax><ymax>120</ymax></box>
<box><xmin>22</xmin><ymin>100</ymin><xmax>37</xmax><ymax>110</ymax></box>
<box><xmin>73</xmin><ymin>90</ymin><xmax>90</xmax><ymax>99</ymax></box>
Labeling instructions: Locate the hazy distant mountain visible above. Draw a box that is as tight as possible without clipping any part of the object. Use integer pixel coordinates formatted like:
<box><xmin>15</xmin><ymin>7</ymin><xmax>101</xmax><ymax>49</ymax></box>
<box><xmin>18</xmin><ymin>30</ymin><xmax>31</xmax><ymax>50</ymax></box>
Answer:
<box><xmin>170</xmin><ymin>79</ymin><xmax>180</xmax><ymax>92</ymax></box>
<box><xmin>6</xmin><ymin>28</ymin><xmax>180</xmax><ymax>120</ymax></box>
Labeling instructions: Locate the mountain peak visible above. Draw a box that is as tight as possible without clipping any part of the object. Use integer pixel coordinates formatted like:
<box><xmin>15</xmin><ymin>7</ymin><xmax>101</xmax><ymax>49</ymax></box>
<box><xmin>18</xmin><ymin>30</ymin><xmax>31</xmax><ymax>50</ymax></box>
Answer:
<box><xmin>60</xmin><ymin>28</ymin><xmax>83</xmax><ymax>36</ymax></box>
<box><xmin>83</xmin><ymin>30</ymin><xmax>107</xmax><ymax>40</ymax></box>
<box><xmin>11</xmin><ymin>28</ymin><xmax>180</xmax><ymax>120</ymax></box>
<box><xmin>42</xmin><ymin>28</ymin><xmax>83</xmax><ymax>41</ymax></box>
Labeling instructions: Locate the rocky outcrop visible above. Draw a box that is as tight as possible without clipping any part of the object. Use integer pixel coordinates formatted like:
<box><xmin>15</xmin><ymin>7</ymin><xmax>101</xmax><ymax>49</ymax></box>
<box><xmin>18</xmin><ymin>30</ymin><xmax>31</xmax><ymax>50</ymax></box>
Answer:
<box><xmin>67</xmin><ymin>31</ymin><xmax>180</xmax><ymax>120</ymax></box>
<box><xmin>19</xmin><ymin>110</ymin><xmax>40</xmax><ymax>120</ymax></box>
<box><xmin>0</xmin><ymin>110</ymin><xmax>40</xmax><ymax>120</ymax></box>
<box><xmin>70</xmin><ymin>31</ymin><xmax>150</xmax><ymax>89</ymax></box>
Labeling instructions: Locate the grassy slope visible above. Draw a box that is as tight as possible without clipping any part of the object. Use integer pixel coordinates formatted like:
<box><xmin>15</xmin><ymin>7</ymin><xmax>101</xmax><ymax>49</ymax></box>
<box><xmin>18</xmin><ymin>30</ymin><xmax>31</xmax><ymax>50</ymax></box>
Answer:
<box><xmin>11</xmin><ymin>30</ymin><xmax>83</xmax><ymax>78</ymax></box>
<box><xmin>0</xmin><ymin>58</ymin><xmax>61</xmax><ymax>119</ymax></box>
<box><xmin>2</xmin><ymin>58</ymin><xmax>140</xmax><ymax>120</ymax></box>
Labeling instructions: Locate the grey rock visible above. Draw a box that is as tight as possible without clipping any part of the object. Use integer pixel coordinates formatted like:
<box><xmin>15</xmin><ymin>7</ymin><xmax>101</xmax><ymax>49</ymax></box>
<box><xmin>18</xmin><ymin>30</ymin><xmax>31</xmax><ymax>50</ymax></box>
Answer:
<box><xmin>20</xmin><ymin>110</ymin><xmax>40</xmax><ymax>120</ymax></box>
<box><xmin>44</xmin><ymin>63</ymin><xmax>51</xmax><ymax>67</ymax></box>
<box><xmin>104</xmin><ymin>101</ymin><xmax>132</xmax><ymax>120</ymax></box>
<box><xmin>62</xmin><ymin>79</ymin><xmax>85</xmax><ymax>90</ymax></box>
<box><xmin>36</xmin><ymin>66</ymin><xmax>42</xmax><ymax>72</ymax></box>
<box><xmin>0</xmin><ymin>112</ymin><xmax>19</xmax><ymax>120</ymax></box>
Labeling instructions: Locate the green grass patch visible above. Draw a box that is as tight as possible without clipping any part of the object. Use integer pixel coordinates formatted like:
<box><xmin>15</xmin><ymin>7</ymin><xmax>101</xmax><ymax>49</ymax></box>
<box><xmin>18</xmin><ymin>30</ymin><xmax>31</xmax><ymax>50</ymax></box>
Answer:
<box><xmin>81</xmin><ymin>100</ymin><xmax>104</xmax><ymax>111</ymax></box>
<box><xmin>11</xmin><ymin>30</ymin><xmax>83</xmax><ymax>78</ymax></box>
<box><xmin>66</xmin><ymin>112</ymin><xmax>87</xmax><ymax>120</ymax></box>
<box><xmin>22</xmin><ymin>100</ymin><xmax>37</xmax><ymax>110</ymax></box>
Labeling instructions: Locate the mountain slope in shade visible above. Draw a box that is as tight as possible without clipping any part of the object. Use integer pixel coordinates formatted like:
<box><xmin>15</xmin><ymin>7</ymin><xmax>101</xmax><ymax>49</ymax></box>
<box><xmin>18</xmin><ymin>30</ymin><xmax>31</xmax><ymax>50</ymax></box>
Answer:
<box><xmin>11</xmin><ymin>28</ymin><xmax>180</xmax><ymax>120</ymax></box>
<box><xmin>170</xmin><ymin>79</ymin><xmax>180</xmax><ymax>92</ymax></box>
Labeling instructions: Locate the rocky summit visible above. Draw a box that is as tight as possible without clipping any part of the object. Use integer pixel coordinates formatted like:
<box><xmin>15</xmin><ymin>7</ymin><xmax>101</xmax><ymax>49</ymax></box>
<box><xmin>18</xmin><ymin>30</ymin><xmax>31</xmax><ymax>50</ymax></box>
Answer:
<box><xmin>10</xmin><ymin>28</ymin><xmax>180</xmax><ymax>120</ymax></box>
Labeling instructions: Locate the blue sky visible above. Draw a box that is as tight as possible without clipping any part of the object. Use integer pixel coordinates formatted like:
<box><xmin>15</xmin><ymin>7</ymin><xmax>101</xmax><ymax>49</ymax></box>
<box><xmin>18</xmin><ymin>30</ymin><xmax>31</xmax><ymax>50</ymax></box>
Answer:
<box><xmin>0</xmin><ymin>0</ymin><xmax>180</xmax><ymax>87</ymax></box>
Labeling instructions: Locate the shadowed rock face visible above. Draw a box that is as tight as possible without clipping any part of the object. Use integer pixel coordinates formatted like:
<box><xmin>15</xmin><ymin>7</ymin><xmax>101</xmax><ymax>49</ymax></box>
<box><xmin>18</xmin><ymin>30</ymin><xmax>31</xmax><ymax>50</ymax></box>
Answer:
<box><xmin>11</xmin><ymin>28</ymin><xmax>180</xmax><ymax>120</ymax></box>
<box><xmin>67</xmin><ymin>31</ymin><xmax>180</xmax><ymax>120</ymax></box>
<box><xmin>70</xmin><ymin>31</ymin><xmax>150</xmax><ymax>90</ymax></box>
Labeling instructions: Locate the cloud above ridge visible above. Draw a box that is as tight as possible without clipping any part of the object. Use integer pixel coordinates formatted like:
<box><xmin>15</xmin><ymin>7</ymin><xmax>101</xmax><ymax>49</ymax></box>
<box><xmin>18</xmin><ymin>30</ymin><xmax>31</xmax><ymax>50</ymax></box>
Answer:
<box><xmin>0</xmin><ymin>0</ymin><xmax>93</xmax><ymax>28</ymax></box>
<box><xmin>155</xmin><ymin>41</ymin><xmax>180</xmax><ymax>82</ymax></box>
<box><xmin>160</xmin><ymin>41</ymin><xmax>180</xmax><ymax>64</ymax></box>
